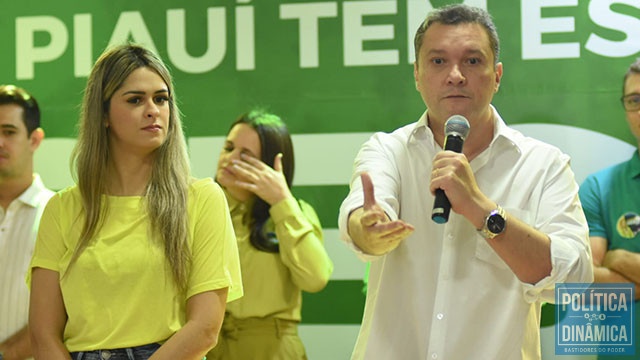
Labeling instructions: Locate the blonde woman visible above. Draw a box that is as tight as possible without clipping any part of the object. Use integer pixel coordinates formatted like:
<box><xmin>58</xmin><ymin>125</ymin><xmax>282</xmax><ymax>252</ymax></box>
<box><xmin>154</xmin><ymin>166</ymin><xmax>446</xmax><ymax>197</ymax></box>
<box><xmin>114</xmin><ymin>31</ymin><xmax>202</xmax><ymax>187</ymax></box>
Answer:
<box><xmin>28</xmin><ymin>44</ymin><xmax>242</xmax><ymax>360</ymax></box>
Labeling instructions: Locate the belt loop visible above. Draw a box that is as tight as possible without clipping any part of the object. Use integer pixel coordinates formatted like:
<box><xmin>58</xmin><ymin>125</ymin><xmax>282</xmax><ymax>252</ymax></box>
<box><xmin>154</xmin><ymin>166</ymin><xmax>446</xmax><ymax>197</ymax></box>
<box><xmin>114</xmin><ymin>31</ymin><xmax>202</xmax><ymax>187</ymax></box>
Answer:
<box><xmin>76</xmin><ymin>352</ymin><xmax>84</xmax><ymax>360</ymax></box>
<box><xmin>275</xmin><ymin>317</ymin><xmax>282</xmax><ymax>339</ymax></box>
<box><xmin>126</xmin><ymin>348</ymin><xmax>135</xmax><ymax>360</ymax></box>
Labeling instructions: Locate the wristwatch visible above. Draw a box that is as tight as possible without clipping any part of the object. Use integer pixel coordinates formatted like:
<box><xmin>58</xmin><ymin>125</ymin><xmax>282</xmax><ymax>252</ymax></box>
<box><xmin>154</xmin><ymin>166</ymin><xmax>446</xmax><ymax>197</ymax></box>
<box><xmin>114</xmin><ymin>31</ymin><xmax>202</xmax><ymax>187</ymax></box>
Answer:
<box><xmin>479</xmin><ymin>205</ymin><xmax>507</xmax><ymax>239</ymax></box>
<box><xmin>0</xmin><ymin>350</ymin><xmax>4</xmax><ymax>360</ymax></box>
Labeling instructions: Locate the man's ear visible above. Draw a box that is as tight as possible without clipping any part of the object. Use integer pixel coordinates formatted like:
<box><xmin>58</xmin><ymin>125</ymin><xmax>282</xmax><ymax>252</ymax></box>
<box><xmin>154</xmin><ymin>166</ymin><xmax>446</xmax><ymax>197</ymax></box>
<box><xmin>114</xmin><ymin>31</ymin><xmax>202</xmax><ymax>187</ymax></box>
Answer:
<box><xmin>414</xmin><ymin>61</ymin><xmax>420</xmax><ymax>91</ymax></box>
<box><xmin>29</xmin><ymin>127</ymin><xmax>44</xmax><ymax>151</ymax></box>
<box><xmin>494</xmin><ymin>62</ymin><xmax>503</xmax><ymax>93</ymax></box>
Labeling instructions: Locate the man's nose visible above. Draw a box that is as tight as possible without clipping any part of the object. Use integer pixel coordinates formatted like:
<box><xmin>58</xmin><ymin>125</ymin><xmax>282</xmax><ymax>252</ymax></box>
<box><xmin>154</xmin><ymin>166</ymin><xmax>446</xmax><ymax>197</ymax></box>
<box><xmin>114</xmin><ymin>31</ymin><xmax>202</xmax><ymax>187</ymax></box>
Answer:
<box><xmin>447</xmin><ymin>65</ymin><xmax>466</xmax><ymax>85</ymax></box>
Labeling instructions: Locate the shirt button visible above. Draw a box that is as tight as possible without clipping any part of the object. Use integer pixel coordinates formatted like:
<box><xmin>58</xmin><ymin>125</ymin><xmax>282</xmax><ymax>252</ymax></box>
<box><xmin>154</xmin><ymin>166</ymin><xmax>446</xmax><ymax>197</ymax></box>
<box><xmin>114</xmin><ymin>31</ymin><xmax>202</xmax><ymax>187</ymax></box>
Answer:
<box><xmin>436</xmin><ymin>313</ymin><xmax>444</xmax><ymax>320</ymax></box>
<box><xmin>431</xmin><ymin>353</ymin><xmax>438</xmax><ymax>359</ymax></box>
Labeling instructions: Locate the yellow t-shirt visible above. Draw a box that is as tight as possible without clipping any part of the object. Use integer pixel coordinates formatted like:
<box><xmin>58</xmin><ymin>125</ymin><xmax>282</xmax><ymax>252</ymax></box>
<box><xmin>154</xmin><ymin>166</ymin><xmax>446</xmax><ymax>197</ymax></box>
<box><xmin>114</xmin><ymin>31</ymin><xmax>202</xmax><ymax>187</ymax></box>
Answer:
<box><xmin>28</xmin><ymin>178</ymin><xmax>242</xmax><ymax>352</ymax></box>
<box><xmin>225</xmin><ymin>193</ymin><xmax>333</xmax><ymax>321</ymax></box>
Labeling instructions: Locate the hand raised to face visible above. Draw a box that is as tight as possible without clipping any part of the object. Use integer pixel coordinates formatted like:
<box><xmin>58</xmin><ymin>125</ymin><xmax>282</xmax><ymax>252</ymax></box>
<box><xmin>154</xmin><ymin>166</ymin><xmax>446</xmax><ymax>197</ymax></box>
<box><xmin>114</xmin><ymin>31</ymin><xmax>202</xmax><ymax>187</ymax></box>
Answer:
<box><xmin>231</xmin><ymin>152</ymin><xmax>292</xmax><ymax>206</ymax></box>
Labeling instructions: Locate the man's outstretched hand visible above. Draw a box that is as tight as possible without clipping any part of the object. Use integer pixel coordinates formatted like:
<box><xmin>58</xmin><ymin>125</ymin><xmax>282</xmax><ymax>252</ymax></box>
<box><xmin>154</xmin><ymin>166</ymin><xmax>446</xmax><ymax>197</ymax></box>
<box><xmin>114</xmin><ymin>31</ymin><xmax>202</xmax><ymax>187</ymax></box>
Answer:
<box><xmin>347</xmin><ymin>173</ymin><xmax>414</xmax><ymax>256</ymax></box>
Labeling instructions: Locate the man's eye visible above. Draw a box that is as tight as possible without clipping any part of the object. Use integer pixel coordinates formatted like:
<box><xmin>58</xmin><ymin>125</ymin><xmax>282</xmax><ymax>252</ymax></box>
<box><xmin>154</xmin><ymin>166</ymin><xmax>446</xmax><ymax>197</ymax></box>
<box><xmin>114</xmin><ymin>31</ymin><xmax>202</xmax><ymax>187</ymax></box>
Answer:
<box><xmin>468</xmin><ymin>58</ymin><xmax>480</xmax><ymax>65</ymax></box>
<box><xmin>432</xmin><ymin>58</ymin><xmax>444</xmax><ymax>65</ymax></box>
<box><xmin>626</xmin><ymin>95</ymin><xmax>640</xmax><ymax>106</ymax></box>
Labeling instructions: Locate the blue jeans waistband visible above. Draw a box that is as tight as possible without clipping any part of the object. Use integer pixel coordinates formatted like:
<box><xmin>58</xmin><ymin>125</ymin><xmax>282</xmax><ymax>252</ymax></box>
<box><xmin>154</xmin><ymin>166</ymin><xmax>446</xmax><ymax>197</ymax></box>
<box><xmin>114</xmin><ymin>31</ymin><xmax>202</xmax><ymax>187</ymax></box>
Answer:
<box><xmin>70</xmin><ymin>343</ymin><xmax>161</xmax><ymax>360</ymax></box>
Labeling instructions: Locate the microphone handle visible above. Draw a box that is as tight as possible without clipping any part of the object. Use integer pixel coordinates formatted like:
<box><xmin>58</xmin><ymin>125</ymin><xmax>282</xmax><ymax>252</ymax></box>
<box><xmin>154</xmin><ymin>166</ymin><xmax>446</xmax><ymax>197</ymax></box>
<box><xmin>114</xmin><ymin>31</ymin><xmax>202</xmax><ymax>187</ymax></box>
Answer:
<box><xmin>443</xmin><ymin>134</ymin><xmax>464</xmax><ymax>153</ymax></box>
<box><xmin>432</xmin><ymin>189</ymin><xmax>451</xmax><ymax>224</ymax></box>
<box><xmin>431</xmin><ymin>135</ymin><xmax>465</xmax><ymax>223</ymax></box>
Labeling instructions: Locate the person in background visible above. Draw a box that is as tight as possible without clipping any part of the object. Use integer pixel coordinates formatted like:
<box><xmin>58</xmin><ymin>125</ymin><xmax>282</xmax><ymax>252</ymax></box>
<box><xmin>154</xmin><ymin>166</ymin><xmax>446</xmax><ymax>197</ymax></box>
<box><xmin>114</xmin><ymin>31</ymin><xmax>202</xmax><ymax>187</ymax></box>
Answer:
<box><xmin>338</xmin><ymin>4</ymin><xmax>593</xmax><ymax>359</ymax></box>
<box><xmin>27</xmin><ymin>44</ymin><xmax>242</xmax><ymax>360</ymax></box>
<box><xmin>207</xmin><ymin>110</ymin><xmax>333</xmax><ymax>360</ymax></box>
<box><xmin>579</xmin><ymin>57</ymin><xmax>640</xmax><ymax>360</ymax></box>
<box><xmin>0</xmin><ymin>85</ymin><xmax>54</xmax><ymax>360</ymax></box>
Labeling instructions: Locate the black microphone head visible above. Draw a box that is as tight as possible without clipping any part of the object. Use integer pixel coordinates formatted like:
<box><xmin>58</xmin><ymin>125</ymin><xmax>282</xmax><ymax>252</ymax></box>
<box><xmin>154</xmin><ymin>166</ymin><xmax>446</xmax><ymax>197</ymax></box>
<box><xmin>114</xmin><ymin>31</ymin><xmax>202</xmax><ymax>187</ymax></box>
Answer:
<box><xmin>444</xmin><ymin>115</ymin><xmax>470</xmax><ymax>140</ymax></box>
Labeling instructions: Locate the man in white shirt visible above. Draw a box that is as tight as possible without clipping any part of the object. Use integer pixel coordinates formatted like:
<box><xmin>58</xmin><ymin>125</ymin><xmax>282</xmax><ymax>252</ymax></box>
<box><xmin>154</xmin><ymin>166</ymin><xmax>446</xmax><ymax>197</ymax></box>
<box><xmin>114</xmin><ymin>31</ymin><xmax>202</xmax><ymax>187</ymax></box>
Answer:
<box><xmin>338</xmin><ymin>5</ymin><xmax>593</xmax><ymax>360</ymax></box>
<box><xmin>0</xmin><ymin>85</ymin><xmax>54</xmax><ymax>360</ymax></box>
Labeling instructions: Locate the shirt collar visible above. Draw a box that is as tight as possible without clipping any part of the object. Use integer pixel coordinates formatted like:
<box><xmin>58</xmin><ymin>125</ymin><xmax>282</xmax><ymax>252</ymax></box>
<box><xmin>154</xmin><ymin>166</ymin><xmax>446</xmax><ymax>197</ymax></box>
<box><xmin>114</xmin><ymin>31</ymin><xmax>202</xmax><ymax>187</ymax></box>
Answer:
<box><xmin>223</xmin><ymin>187</ymin><xmax>241</xmax><ymax>212</ymax></box>
<box><xmin>17</xmin><ymin>174</ymin><xmax>48</xmax><ymax>208</ymax></box>
<box><xmin>628</xmin><ymin>150</ymin><xmax>640</xmax><ymax>179</ymax></box>
<box><xmin>407</xmin><ymin>105</ymin><xmax>521</xmax><ymax>155</ymax></box>
<box><xmin>487</xmin><ymin>105</ymin><xmax>522</xmax><ymax>153</ymax></box>
<box><xmin>407</xmin><ymin>111</ymin><xmax>435</xmax><ymax>149</ymax></box>
<box><xmin>222</xmin><ymin>187</ymin><xmax>254</xmax><ymax>216</ymax></box>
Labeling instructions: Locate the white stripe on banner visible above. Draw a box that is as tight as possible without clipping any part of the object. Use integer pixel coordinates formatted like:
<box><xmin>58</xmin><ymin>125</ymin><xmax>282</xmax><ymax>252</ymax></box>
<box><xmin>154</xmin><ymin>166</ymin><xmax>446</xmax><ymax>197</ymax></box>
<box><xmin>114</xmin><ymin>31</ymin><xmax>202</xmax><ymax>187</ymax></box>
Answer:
<box><xmin>299</xmin><ymin>324</ymin><xmax>361</xmax><ymax>360</ymax></box>
<box><xmin>323</xmin><ymin>229</ymin><xmax>366</xmax><ymax>281</ymax></box>
<box><xmin>34</xmin><ymin>138</ymin><xmax>77</xmax><ymax>191</ymax></box>
<box><xmin>188</xmin><ymin>133</ymin><xmax>374</xmax><ymax>185</ymax></box>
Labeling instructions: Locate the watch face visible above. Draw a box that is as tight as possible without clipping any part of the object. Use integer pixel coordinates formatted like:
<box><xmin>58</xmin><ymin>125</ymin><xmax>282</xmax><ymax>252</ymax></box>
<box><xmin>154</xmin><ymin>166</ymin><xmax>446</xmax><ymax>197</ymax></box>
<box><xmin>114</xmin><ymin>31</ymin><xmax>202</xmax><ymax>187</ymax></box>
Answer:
<box><xmin>487</xmin><ymin>214</ymin><xmax>506</xmax><ymax>234</ymax></box>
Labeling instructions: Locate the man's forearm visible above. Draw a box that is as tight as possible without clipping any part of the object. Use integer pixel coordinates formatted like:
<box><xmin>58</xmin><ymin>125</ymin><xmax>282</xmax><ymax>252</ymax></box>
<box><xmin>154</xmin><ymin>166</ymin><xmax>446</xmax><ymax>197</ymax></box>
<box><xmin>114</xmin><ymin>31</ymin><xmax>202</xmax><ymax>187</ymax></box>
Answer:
<box><xmin>0</xmin><ymin>326</ymin><xmax>31</xmax><ymax>360</ymax></box>
<box><xmin>593</xmin><ymin>265</ymin><xmax>640</xmax><ymax>301</ymax></box>
<box><xmin>605</xmin><ymin>250</ymin><xmax>640</xmax><ymax>284</ymax></box>
<box><xmin>485</xmin><ymin>214</ymin><xmax>553</xmax><ymax>284</ymax></box>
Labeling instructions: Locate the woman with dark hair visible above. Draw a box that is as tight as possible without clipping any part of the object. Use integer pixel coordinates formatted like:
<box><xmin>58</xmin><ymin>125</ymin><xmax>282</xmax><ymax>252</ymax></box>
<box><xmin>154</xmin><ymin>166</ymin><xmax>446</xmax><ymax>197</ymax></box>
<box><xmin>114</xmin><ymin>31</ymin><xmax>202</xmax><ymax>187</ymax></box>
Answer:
<box><xmin>208</xmin><ymin>110</ymin><xmax>333</xmax><ymax>360</ymax></box>
<box><xmin>27</xmin><ymin>44</ymin><xmax>243</xmax><ymax>360</ymax></box>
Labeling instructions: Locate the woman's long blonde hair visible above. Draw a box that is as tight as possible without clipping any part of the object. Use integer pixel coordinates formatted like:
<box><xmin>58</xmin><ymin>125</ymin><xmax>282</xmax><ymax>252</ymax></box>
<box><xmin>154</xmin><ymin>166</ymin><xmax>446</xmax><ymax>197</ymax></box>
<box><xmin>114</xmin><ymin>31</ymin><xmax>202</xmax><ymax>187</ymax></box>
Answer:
<box><xmin>70</xmin><ymin>44</ymin><xmax>191</xmax><ymax>291</ymax></box>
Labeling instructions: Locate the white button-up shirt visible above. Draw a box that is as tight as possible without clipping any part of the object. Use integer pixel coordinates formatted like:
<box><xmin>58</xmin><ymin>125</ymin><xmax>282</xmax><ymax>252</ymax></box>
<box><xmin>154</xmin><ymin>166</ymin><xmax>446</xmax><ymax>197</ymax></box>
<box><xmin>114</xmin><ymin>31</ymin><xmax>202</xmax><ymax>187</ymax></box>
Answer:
<box><xmin>0</xmin><ymin>174</ymin><xmax>54</xmax><ymax>341</ymax></box>
<box><xmin>339</xmin><ymin>108</ymin><xmax>593</xmax><ymax>360</ymax></box>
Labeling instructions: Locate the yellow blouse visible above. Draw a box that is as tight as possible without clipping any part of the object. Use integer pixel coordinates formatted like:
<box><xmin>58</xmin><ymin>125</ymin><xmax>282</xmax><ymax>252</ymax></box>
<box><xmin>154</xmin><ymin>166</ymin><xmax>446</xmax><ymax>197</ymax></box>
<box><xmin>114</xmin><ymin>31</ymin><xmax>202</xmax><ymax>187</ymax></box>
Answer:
<box><xmin>29</xmin><ymin>179</ymin><xmax>243</xmax><ymax>351</ymax></box>
<box><xmin>225</xmin><ymin>192</ymin><xmax>333</xmax><ymax>321</ymax></box>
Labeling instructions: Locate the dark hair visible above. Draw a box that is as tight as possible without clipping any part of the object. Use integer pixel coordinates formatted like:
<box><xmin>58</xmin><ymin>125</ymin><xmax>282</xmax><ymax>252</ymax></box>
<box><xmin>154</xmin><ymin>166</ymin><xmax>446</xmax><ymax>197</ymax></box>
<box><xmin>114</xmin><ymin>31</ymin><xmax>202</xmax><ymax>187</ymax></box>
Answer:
<box><xmin>414</xmin><ymin>4</ymin><xmax>500</xmax><ymax>66</ymax></box>
<box><xmin>230</xmin><ymin>109</ymin><xmax>294</xmax><ymax>253</ymax></box>
<box><xmin>0</xmin><ymin>85</ymin><xmax>40</xmax><ymax>135</ymax></box>
<box><xmin>623</xmin><ymin>58</ymin><xmax>640</xmax><ymax>95</ymax></box>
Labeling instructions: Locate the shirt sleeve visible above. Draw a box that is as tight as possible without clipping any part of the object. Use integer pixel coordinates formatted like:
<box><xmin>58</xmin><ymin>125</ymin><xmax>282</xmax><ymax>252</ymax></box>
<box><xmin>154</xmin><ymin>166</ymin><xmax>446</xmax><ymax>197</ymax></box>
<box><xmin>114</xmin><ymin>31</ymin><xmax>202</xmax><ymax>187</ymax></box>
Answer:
<box><xmin>520</xmin><ymin>154</ymin><xmax>594</xmax><ymax>303</ymax></box>
<box><xmin>27</xmin><ymin>193</ymin><xmax>66</xmax><ymax>287</ymax></box>
<box><xmin>269</xmin><ymin>197</ymin><xmax>333</xmax><ymax>293</ymax></box>
<box><xmin>578</xmin><ymin>174</ymin><xmax>608</xmax><ymax>238</ymax></box>
<box><xmin>338</xmin><ymin>132</ymin><xmax>401</xmax><ymax>262</ymax></box>
<box><xmin>187</xmin><ymin>180</ymin><xmax>243</xmax><ymax>302</ymax></box>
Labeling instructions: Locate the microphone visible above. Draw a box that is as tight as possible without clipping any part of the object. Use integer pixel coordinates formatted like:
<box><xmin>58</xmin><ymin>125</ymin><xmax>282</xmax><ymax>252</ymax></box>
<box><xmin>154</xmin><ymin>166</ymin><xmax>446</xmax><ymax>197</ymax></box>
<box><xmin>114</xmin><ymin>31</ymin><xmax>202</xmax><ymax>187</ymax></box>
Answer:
<box><xmin>431</xmin><ymin>115</ymin><xmax>470</xmax><ymax>224</ymax></box>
